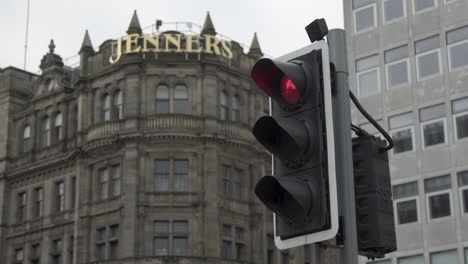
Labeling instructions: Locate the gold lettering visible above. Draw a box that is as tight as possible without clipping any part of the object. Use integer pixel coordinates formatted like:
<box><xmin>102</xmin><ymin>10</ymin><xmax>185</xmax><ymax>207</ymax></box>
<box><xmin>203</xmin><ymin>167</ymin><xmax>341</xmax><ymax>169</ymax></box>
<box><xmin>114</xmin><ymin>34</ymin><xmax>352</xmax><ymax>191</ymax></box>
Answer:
<box><xmin>204</xmin><ymin>35</ymin><xmax>221</xmax><ymax>55</ymax></box>
<box><xmin>221</xmin><ymin>40</ymin><xmax>233</xmax><ymax>59</ymax></box>
<box><xmin>125</xmin><ymin>33</ymin><xmax>141</xmax><ymax>54</ymax></box>
<box><xmin>109</xmin><ymin>37</ymin><xmax>123</xmax><ymax>64</ymax></box>
<box><xmin>186</xmin><ymin>35</ymin><xmax>203</xmax><ymax>53</ymax></box>
<box><xmin>164</xmin><ymin>34</ymin><xmax>183</xmax><ymax>52</ymax></box>
<box><xmin>142</xmin><ymin>34</ymin><xmax>160</xmax><ymax>52</ymax></box>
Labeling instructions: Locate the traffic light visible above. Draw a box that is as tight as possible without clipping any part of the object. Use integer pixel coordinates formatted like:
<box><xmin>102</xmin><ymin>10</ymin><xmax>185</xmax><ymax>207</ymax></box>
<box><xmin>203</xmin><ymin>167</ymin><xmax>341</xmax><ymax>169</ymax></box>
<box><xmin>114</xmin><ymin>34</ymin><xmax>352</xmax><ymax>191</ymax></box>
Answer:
<box><xmin>250</xmin><ymin>41</ymin><xmax>337</xmax><ymax>249</ymax></box>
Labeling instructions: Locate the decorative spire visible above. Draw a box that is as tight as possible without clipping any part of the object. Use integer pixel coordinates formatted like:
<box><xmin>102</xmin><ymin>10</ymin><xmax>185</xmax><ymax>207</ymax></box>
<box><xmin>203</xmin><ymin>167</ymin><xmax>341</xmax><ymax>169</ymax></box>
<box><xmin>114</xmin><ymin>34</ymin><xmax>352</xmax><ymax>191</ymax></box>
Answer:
<box><xmin>248</xmin><ymin>32</ymin><xmax>263</xmax><ymax>57</ymax></box>
<box><xmin>40</xmin><ymin>40</ymin><xmax>63</xmax><ymax>71</ymax></box>
<box><xmin>127</xmin><ymin>10</ymin><xmax>142</xmax><ymax>34</ymax></box>
<box><xmin>201</xmin><ymin>11</ymin><xmax>216</xmax><ymax>35</ymax></box>
<box><xmin>79</xmin><ymin>30</ymin><xmax>94</xmax><ymax>54</ymax></box>
<box><xmin>49</xmin><ymin>39</ymin><xmax>56</xmax><ymax>54</ymax></box>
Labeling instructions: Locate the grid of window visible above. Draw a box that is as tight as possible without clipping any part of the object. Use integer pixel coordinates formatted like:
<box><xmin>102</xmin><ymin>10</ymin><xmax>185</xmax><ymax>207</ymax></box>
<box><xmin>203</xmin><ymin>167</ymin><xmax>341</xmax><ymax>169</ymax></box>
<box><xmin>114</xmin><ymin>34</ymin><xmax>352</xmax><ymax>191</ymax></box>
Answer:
<box><xmin>413</xmin><ymin>0</ymin><xmax>436</xmax><ymax>13</ymax></box>
<box><xmin>383</xmin><ymin>0</ymin><xmax>405</xmax><ymax>24</ymax></box>
<box><xmin>458</xmin><ymin>171</ymin><xmax>468</xmax><ymax>214</ymax></box>
<box><xmin>393</xmin><ymin>182</ymin><xmax>419</xmax><ymax>224</ymax></box>
<box><xmin>385</xmin><ymin>45</ymin><xmax>410</xmax><ymax>88</ymax></box>
<box><xmin>98</xmin><ymin>165</ymin><xmax>121</xmax><ymax>200</ymax></box>
<box><xmin>452</xmin><ymin>97</ymin><xmax>468</xmax><ymax>141</ymax></box>
<box><xmin>33</xmin><ymin>187</ymin><xmax>43</xmax><ymax>218</ymax></box>
<box><xmin>95</xmin><ymin>224</ymin><xmax>119</xmax><ymax>260</ymax></box>
<box><xmin>16</xmin><ymin>191</ymin><xmax>26</xmax><ymax>223</ymax></box>
<box><xmin>222</xmin><ymin>165</ymin><xmax>242</xmax><ymax>200</ymax></box>
<box><xmin>221</xmin><ymin>224</ymin><xmax>246</xmax><ymax>260</ymax></box>
<box><xmin>356</xmin><ymin>54</ymin><xmax>380</xmax><ymax>97</ymax></box>
<box><xmin>431</xmin><ymin>250</ymin><xmax>458</xmax><ymax>264</ymax></box>
<box><xmin>389</xmin><ymin>112</ymin><xmax>414</xmax><ymax>154</ymax></box>
<box><xmin>154</xmin><ymin>159</ymin><xmax>188</xmax><ymax>192</ymax></box>
<box><xmin>425</xmin><ymin>175</ymin><xmax>452</xmax><ymax>220</ymax></box>
<box><xmin>447</xmin><ymin>25</ymin><xmax>468</xmax><ymax>70</ymax></box>
<box><xmin>415</xmin><ymin>35</ymin><xmax>441</xmax><ymax>80</ymax></box>
<box><xmin>153</xmin><ymin>220</ymin><xmax>188</xmax><ymax>256</ymax></box>
<box><xmin>353</xmin><ymin>0</ymin><xmax>377</xmax><ymax>33</ymax></box>
<box><xmin>55</xmin><ymin>181</ymin><xmax>65</xmax><ymax>212</ymax></box>
<box><xmin>398</xmin><ymin>254</ymin><xmax>424</xmax><ymax>264</ymax></box>
<box><xmin>420</xmin><ymin>104</ymin><xmax>447</xmax><ymax>148</ymax></box>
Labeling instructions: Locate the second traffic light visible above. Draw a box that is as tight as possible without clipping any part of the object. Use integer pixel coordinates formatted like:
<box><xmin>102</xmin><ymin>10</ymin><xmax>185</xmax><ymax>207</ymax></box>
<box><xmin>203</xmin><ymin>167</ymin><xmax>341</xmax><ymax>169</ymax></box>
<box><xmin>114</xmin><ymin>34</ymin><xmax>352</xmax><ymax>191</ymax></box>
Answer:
<box><xmin>251</xmin><ymin>42</ymin><xmax>337</xmax><ymax>248</ymax></box>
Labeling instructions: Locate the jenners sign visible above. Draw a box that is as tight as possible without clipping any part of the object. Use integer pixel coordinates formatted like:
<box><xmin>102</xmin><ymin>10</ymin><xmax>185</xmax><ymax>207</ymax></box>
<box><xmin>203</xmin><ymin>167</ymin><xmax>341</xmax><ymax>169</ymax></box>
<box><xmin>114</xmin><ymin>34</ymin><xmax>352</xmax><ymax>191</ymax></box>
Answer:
<box><xmin>109</xmin><ymin>33</ymin><xmax>233</xmax><ymax>64</ymax></box>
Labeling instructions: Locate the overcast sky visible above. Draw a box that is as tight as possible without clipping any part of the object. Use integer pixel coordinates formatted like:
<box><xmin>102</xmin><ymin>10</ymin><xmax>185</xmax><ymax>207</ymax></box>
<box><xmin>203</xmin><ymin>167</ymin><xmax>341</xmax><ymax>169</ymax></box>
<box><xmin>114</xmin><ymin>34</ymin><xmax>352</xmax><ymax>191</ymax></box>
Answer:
<box><xmin>1</xmin><ymin>0</ymin><xmax>343</xmax><ymax>72</ymax></box>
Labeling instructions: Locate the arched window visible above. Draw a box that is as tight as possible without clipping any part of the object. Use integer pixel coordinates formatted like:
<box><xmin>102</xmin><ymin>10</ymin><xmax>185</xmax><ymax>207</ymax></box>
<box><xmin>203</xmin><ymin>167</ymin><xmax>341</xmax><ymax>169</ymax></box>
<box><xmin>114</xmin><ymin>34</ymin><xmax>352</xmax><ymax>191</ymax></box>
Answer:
<box><xmin>46</xmin><ymin>79</ymin><xmax>54</xmax><ymax>93</ymax></box>
<box><xmin>55</xmin><ymin>112</ymin><xmax>63</xmax><ymax>141</ymax></box>
<box><xmin>114</xmin><ymin>90</ymin><xmax>123</xmax><ymax>119</ymax></box>
<box><xmin>102</xmin><ymin>94</ymin><xmax>111</xmax><ymax>121</ymax></box>
<box><xmin>231</xmin><ymin>95</ymin><xmax>240</xmax><ymax>121</ymax></box>
<box><xmin>156</xmin><ymin>85</ymin><xmax>170</xmax><ymax>113</ymax></box>
<box><xmin>174</xmin><ymin>85</ymin><xmax>188</xmax><ymax>114</ymax></box>
<box><xmin>220</xmin><ymin>91</ymin><xmax>228</xmax><ymax>120</ymax></box>
<box><xmin>21</xmin><ymin>125</ymin><xmax>31</xmax><ymax>153</ymax></box>
<box><xmin>41</xmin><ymin>116</ymin><xmax>51</xmax><ymax>147</ymax></box>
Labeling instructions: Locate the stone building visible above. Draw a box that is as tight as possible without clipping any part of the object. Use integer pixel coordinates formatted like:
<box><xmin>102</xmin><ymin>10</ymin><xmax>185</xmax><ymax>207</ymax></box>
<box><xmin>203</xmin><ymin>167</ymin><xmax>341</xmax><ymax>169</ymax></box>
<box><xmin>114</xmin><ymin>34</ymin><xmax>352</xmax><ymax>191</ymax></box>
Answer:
<box><xmin>0</xmin><ymin>11</ymin><xmax>311</xmax><ymax>264</ymax></box>
<box><xmin>343</xmin><ymin>0</ymin><xmax>468</xmax><ymax>263</ymax></box>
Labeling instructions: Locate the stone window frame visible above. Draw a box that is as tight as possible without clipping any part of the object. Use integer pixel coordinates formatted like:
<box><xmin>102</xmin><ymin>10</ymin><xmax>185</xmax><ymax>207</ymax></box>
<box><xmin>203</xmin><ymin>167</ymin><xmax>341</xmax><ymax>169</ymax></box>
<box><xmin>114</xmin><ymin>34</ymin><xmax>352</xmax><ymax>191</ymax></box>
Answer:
<box><xmin>153</xmin><ymin>219</ymin><xmax>189</xmax><ymax>256</ymax></box>
<box><xmin>40</xmin><ymin>115</ymin><xmax>51</xmax><ymax>148</ymax></box>
<box><xmin>30</xmin><ymin>242</ymin><xmax>41</xmax><ymax>264</ymax></box>
<box><xmin>93</xmin><ymin>159</ymin><xmax>122</xmax><ymax>202</ymax></box>
<box><xmin>20</xmin><ymin>123</ymin><xmax>32</xmax><ymax>154</ymax></box>
<box><xmin>113</xmin><ymin>89</ymin><xmax>123</xmax><ymax>120</ymax></box>
<box><xmin>53</xmin><ymin>180</ymin><xmax>65</xmax><ymax>213</ymax></box>
<box><xmin>220</xmin><ymin>223</ymin><xmax>246</xmax><ymax>260</ymax></box>
<box><xmin>16</xmin><ymin>190</ymin><xmax>27</xmax><ymax>224</ymax></box>
<box><xmin>153</xmin><ymin>158</ymin><xmax>189</xmax><ymax>192</ymax></box>
<box><xmin>154</xmin><ymin>82</ymin><xmax>189</xmax><ymax>114</ymax></box>
<box><xmin>218</xmin><ymin>84</ymin><xmax>244</xmax><ymax>122</ymax></box>
<box><xmin>101</xmin><ymin>93</ymin><xmax>111</xmax><ymax>122</ymax></box>
<box><xmin>95</xmin><ymin>224</ymin><xmax>120</xmax><ymax>261</ymax></box>
<box><xmin>54</xmin><ymin>111</ymin><xmax>63</xmax><ymax>142</ymax></box>
<box><xmin>50</xmin><ymin>237</ymin><xmax>63</xmax><ymax>264</ymax></box>
<box><xmin>31</xmin><ymin>186</ymin><xmax>44</xmax><ymax>219</ymax></box>
<box><xmin>13</xmin><ymin>247</ymin><xmax>24</xmax><ymax>264</ymax></box>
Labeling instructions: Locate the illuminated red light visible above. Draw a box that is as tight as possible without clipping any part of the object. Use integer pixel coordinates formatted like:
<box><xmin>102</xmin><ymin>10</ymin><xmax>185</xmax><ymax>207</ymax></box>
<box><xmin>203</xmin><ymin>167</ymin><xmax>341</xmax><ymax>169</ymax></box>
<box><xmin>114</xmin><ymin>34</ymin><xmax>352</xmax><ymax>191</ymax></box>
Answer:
<box><xmin>280</xmin><ymin>76</ymin><xmax>300</xmax><ymax>104</ymax></box>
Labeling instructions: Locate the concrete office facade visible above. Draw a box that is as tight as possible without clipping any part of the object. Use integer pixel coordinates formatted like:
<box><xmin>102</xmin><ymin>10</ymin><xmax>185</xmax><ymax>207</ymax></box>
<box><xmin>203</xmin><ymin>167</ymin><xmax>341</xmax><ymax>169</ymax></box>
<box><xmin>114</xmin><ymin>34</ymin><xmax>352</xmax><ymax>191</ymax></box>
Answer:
<box><xmin>343</xmin><ymin>0</ymin><xmax>468</xmax><ymax>263</ymax></box>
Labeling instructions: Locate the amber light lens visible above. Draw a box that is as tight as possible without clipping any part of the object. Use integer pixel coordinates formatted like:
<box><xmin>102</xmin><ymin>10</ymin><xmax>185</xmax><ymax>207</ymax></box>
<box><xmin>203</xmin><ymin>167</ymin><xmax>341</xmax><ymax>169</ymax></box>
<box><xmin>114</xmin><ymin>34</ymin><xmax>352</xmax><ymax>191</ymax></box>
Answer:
<box><xmin>280</xmin><ymin>75</ymin><xmax>300</xmax><ymax>104</ymax></box>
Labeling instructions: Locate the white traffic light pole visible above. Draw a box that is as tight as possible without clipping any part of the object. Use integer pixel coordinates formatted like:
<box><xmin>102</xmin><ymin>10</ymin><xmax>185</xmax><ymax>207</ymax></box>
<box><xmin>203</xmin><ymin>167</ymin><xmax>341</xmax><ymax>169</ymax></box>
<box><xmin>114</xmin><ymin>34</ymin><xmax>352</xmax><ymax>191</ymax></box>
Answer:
<box><xmin>327</xmin><ymin>29</ymin><xmax>359</xmax><ymax>264</ymax></box>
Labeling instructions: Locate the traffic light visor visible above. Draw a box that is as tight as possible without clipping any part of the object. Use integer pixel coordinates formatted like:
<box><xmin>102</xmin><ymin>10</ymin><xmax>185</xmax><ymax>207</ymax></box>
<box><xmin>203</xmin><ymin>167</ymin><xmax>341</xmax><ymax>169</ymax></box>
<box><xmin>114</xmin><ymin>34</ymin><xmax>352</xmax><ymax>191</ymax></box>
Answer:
<box><xmin>251</xmin><ymin>58</ymin><xmax>305</xmax><ymax>104</ymax></box>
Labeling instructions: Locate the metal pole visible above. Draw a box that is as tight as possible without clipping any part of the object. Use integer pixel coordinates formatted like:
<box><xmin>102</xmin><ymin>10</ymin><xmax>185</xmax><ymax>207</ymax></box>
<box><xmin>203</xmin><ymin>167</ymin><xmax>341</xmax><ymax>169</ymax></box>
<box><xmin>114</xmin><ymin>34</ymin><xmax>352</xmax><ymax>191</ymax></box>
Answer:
<box><xmin>23</xmin><ymin>0</ymin><xmax>31</xmax><ymax>70</ymax></box>
<box><xmin>327</xmin><ymin>29</ymin><xmax>358</xmax><ymax>264</ymax></box>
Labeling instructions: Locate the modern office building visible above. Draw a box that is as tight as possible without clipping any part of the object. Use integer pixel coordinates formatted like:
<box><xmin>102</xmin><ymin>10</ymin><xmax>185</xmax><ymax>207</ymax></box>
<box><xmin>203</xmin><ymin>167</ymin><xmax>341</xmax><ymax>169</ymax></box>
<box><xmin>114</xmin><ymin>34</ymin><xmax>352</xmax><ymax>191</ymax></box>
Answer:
<box><xmin>344</xmin><ymin>0</ymin><xmax>468</xmax><ymax>263</ymax></box>
<box><xmin>0</xmin><ymin>11</ymin><xmax>312</xmax><ymax>264</ymax></box>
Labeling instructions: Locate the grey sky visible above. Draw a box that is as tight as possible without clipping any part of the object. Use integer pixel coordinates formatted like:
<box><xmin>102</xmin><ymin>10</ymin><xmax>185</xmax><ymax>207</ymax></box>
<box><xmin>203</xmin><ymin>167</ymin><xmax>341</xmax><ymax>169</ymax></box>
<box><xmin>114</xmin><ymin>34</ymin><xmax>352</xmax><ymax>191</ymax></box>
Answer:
<box><xmin>1</xmin><ymin>0</ymin><xmax>343</xmax><ymax>72</ymax></box>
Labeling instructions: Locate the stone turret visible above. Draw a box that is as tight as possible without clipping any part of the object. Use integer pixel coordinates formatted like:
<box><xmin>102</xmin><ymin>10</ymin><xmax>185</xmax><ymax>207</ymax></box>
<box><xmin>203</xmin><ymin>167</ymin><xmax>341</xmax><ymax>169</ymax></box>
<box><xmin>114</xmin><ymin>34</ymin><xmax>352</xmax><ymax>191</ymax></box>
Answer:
<box><xmin>201</xmin><ymin>11</ymin><xmax>216</xmax><ymax>35</ymax></box>
<box><xmin>79</xmin><ymin>30</ymin><xmax>94</xmax><ymax>77</ymax></box>
<box><xmin>127</xmin><ymin>10</ymin><xmax>142</xmax><ymax>35</ymax></box>
<box><xmin>248</xmin><ymin>32</ymin><xmax>263</xmax><ymax>58</ymax></box>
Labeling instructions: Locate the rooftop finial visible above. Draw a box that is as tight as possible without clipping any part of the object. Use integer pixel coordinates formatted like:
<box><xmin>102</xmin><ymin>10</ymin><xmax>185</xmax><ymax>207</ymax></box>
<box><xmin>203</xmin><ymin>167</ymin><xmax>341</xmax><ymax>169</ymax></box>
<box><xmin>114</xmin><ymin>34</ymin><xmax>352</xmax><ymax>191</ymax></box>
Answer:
<box><xmin>248</xmin><ymin>32</ymin><xmax>263</xmax><ymax>57</ymax></box>
<box><xmin>79</xmin><ymin>30</ymin><xmax>94</xmax><ymax>54</ymax></box>
<box><xmin>49</xmin><ymin>39</ymin><xmax>56</xmax><ymax>54</ymax></box>
<box><xmin>127</xmin><ymin>10</ymin><xmax>142</xmax><ymax>34</ymax></box>
<box><xmin>201</xmin><ymin>11</ymin><xmax>216</xmax><ymax>35</ymax></box>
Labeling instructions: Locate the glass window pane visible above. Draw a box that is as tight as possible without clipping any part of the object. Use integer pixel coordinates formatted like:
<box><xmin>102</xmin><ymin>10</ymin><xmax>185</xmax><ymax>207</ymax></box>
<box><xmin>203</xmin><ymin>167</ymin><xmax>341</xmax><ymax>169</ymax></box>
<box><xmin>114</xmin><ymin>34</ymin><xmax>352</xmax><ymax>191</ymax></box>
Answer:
<box><xmin>154</xmin><ymin>237</ymin><xmax>169</xmax><ymax>256</ymax></box>
<box><xmin>174</xmin><ymin>85</ymin><xmax>188</xmax><ymax>99</ymax></box>
<box><xmin>420</xmin><ymin>104</ymin><xmax>446</xmax><ymax>122</ymax></box>
<box><xmin>456</xmin><ymin>115</ymin><xmax>468</xmax><ymax>139</ymax></box>
<box><xmin>461</xmin><ymin>189</ymin><xmax>468</xmax><ymax>214</ymax></box>
<box><xmin>417</xmin><ymin>52</ymin><xmax>440</xmax><ymax>79</ymax></box>
<box><xmin>23</xmin><ymin>126</ymin><xmax>31</xmax><ymax>138</ymax></box>
<box><xmin>353</xmin><ymin>0</ymin><xmax>374</xmax><ymax>8</ymax></box>
<box><xmin>393</xmin><ymin>182</ymin><xmax>418</xmax><ymax>199</ymax></box>
<box><xmin>173</xmin><ymin>237</ymin><xmax>188</xmax><ymax>255</ymax></box>
<box><xmin>449</xmin><ymin>42</ymin><xmax>468</xmax><ymax>69</ymax></box>
<box><xmin>425</xmin><ymin>175</ymin><xmax>451</xmax><ymax>192</ymax></box>
<box><xmin>389</xmin><ymin>112</ymin><xmax>413</xmax><ymax>129</ymax></box>
<box><xmin>235</xmin><ymin>227</ymin><xmax>244</xmax><ymax>240</ymax></box>
<box><xmin>431</xmin><ymin>250</ymin><xmax>458</xmax><ymax>264</ymax></box>
<box><xmin>452</xmin><ymin>97</ymin><xmax>468</xmax><ymax>113</ymax></box>
<box><xmin>414</xmin><ymin>0</ymin><xmax>435</xmax><ymax>12</ymax></box>
<box><xmin>447</xmin><ymin>25</ymin><xmax>468</xmax><ymax>44</ymax></box>
<box><xmin>174</xmin><ymin>160</ymin><xmax>188</xmax><ymax>192</ymax></box>
<box><xmin>358</xmin><ymin>69</ymin><xmax>379</xmax><ymax>97</ymax></box>
<box><xmin>355</xmin><ymin>5</ymin><xmax>375</xmax><ymax>32</ymax></box>
<box><xmin>154</xmin><ymin>221</ymin><xmax>169</xmax><ymax>233</ymax></box>
<box><xmin>222</xmin><ymin>240</ymin><xmax>232</xmax><ymax>258</ymax></box>
<box><xmin>384</xmin><ymin>0</ymin><xmax>404</xmax><ymax>22</ymax></box>
<box><xmin>392</xmin><ymin>128</ymin><xmax>413</xmax><ymax>153</ymax></box>
<box><xmin>459</xmin><ymin>171</ymin><xmax>468</xmax><ymax>186</ymax></box>
<box><xmin>385</xmin><ymin>45</ymin><xmax>408</xmax><ymax>63</ymax></box>
<box><xmin>429</xmin><ymin>193</ymin><xmax>451</xmax><ymax>218</ymax></box>
<box><xmin>156</xmin><ymin>100</ymin><xmax>169</xmax><ymax>113</ymax></box>
<box><xmin>388</xmin><ymin>60</ymin><xmax>409</xmax><ymax>87</ymax></box>
<box><xmin>173</xmin><ymin>221</ymin><xmax>188</xmax><ymax>233</ymax></box>
<box><xmin>398</xmin><ymin>255</ymin><xmax>424</xmax><ymax>264</ymax></box>
<box><xmin>223</xmin><ymin>224</ymin><xmax>232</xmax><ymax>237</ymax></box>
<box><xmin>156</xmin><ymin>85</ymin><xmax>169</xmax><ymax>99</ymax></box>
<box><xmin>397</xmin><ymin>199</ymin><xmax>418</xmax><ymax>224</ymax></box>
<box><xmin>415</xmin><ymin>35</ymin><xmax>440</xmax><ymax>54</ymax></box>
<box><xmin>423</xmin><ymin>121</ymin><xmax>445</xmax><ymax>146</ymax></box>
<box><xmin>104</xmin><ymin>95</ymin><xmax>110</xmax><ymax>108</ymax></box>
<box><xmin>173</xmin><ymin>100</ymin><xmax>188</xmax><ymax>114</ymax></box>
<box><xmin>55</xmin><ymin>113</ymin><xmax>62</xmax><ymax>126</ymax></box>
<box><xmin>357</xmin><ymin>55</ymin><xmax>379</xmax><ymax>72</ymax></box>
<box><xmin>220</xmin><ymin>92</ymin><xmax>227</xmax><ymax>106</ymax></box>
<box><xmin>155</xmin><ymin>160</ymin><xmax>169</xmax><ymax>191</ymax></box>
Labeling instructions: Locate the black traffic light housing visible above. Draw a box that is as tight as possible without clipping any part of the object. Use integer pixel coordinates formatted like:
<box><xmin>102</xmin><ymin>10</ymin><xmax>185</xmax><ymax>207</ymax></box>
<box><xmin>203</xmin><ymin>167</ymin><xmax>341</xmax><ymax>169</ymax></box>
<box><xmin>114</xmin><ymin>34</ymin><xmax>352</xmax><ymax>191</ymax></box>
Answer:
<box><xmin>252</xmin><ymin>50</ymin><xmax>331</xmax><ymax>239</ymax></box>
